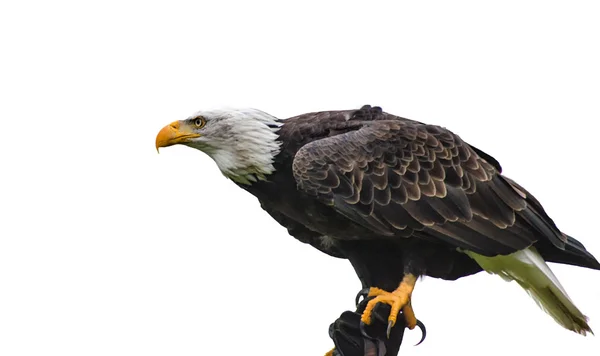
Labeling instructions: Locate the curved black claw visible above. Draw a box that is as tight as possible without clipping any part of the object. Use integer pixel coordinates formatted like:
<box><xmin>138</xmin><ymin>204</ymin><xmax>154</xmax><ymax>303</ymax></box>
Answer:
<box><xmin>385</xmin><ymin>318</ymin><xmax>426</xmax><ymax>345</ymax></box>
<box><xmin>359</xmin><ymin>321</ymin><xmax>373</xmax><ymax>340</ymax></box>
<box><xmin>386</xmin><ymin>320</ymin><xmax>394</xmax><ymax>339</ymax></box>
<box><xmin>355</xmin><ymin>288</ymin><xmax>371</xmax><ymax>306</ymax></box>
<box><xmin>414</xmin><ymin>319</ymin><xmax>427</xmax><ymax>346</ymax></box>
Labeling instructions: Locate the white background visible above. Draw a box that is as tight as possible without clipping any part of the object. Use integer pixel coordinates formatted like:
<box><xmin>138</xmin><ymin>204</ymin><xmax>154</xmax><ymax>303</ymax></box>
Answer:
<box><xmin>1</xmin><ymin>1</ymin><xmax>599</xmax><ymax>355</ymax></box>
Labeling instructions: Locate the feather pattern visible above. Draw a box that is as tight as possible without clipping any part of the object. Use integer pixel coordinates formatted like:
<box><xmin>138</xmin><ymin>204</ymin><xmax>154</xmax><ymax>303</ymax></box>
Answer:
<box><xmin>291</xmin><ymin>106</ymin><xmax>547</xmax><ymax>255</ymax></box>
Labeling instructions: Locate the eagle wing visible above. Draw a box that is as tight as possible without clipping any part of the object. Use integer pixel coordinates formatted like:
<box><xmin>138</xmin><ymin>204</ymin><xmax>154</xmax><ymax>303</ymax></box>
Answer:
<box><xmin>291</xmin><ymin>114</ymin><xmax>567</xmax><ymax>256</ymax></box>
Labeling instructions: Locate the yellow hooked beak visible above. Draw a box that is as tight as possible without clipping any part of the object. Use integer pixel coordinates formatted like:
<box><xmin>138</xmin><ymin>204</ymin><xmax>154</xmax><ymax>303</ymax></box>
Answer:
<box><xmin>155</xmin><ymin>121</ymin><xmax>201</xmax><ymax>152</ymax></box>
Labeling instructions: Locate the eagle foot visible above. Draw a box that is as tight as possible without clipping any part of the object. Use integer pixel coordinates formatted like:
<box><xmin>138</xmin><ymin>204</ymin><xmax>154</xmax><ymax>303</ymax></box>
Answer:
<box><xmin>360</xmin><ymin>275</ymin><xmax>419</xmax><ymax>339</ymax></box>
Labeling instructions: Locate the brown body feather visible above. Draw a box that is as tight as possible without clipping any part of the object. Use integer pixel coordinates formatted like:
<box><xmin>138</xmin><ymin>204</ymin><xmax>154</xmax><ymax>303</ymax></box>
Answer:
<box><xmin>241</xmin><ymin>105</ymin><xmax>599</xmax><ymax>291</ymax></box>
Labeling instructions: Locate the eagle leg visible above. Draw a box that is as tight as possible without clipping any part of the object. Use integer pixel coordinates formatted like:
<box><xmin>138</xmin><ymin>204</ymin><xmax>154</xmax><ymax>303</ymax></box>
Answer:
<box><xmin>360</xmin><ymin>274</ymin><xmax>418</xmax><ymax>338</ymax></box>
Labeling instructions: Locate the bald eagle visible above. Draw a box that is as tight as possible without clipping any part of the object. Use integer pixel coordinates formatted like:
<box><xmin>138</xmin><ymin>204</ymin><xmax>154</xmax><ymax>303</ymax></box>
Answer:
<box><xmin>156</xmin><ymin>105</ymin><xmax>599</xmax><ymax>338</ymax></box>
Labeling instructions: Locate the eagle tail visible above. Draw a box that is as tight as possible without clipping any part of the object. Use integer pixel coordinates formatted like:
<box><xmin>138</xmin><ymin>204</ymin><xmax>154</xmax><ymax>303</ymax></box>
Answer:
<box><xmin>465</xmin><ymin>247</ymin><xmax>592</xmax><ymax>335</ymax></box>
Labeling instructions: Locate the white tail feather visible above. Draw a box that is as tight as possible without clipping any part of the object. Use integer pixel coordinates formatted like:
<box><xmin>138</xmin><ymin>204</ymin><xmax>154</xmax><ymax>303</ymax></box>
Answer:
<box><xmin>465</xmin><ymin>247</ymin><xmax>592</xmax><ymax>335</ymax></box>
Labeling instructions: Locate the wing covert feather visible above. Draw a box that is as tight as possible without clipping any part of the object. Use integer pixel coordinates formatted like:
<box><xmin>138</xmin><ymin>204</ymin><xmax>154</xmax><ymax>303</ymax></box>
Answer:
<box><xmin>292</xmin><ymin>115</ymin><xmax>560</xmax><ymax>256</ymax></box>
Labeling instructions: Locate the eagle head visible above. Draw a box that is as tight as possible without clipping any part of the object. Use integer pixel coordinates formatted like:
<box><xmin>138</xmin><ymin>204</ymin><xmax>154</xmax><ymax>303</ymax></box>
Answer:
<box><xmin>155</xmin><ymin>108</ymin><xmax>282</xmax><ymax>184</ymax></box>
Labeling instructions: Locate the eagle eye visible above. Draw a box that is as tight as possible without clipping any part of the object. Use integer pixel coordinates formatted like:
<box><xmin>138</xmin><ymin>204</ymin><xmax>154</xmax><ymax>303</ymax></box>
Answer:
<box><xmin>194</xmin><ymin>117</ymin><xmax>206</xmax><ymax>128</ymax></box>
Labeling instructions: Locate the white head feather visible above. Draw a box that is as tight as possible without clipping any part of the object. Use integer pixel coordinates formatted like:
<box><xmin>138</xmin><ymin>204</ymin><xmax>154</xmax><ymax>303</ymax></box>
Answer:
<box><xmin>184</xmin><ymin>108</ymin><xmax>282</xmax><ymax>184</ymax></box>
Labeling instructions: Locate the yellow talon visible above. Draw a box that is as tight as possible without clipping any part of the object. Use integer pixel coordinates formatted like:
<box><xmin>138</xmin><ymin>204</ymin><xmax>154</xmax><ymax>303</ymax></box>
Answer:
<box><xmin>324</xmin><ymin>348</ymin><xmax>335</xmax><ymax>356</ymax></box>
<box><xmin>360</xmin><ymin>274</ymin><xmax>418</xmax><ymax>333</ymax></box>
